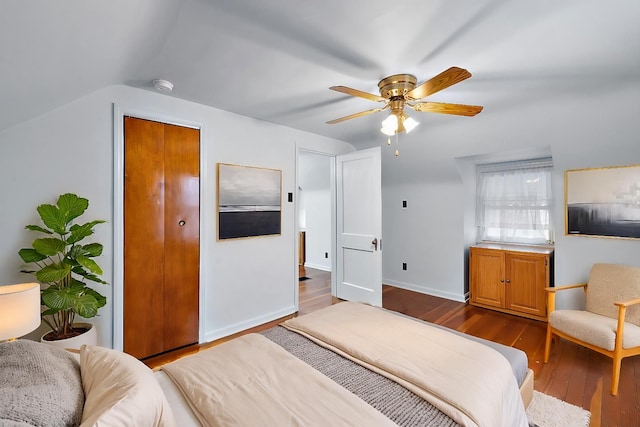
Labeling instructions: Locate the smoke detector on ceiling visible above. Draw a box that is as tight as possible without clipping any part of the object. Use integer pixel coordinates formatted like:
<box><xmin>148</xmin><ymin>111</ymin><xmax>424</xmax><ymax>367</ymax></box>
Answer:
<box><xmin>153</xmin><ymin>79</ymin><xmax>173</xmax><ymax>93</ymax></box>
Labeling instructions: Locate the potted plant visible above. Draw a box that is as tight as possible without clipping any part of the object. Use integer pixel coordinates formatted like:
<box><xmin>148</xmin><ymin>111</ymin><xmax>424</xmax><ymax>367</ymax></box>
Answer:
<box><xmin>18</xmin><ymin>193</ymin><xmax>107</xmax><ymax>344</ymax></box>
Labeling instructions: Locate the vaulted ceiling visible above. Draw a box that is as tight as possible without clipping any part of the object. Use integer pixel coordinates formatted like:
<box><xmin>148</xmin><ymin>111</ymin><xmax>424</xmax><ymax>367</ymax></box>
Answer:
<box><xmin>3</xmin><ymin>0</ymin><xmax>639</xmax><ymax>158</ymax></box>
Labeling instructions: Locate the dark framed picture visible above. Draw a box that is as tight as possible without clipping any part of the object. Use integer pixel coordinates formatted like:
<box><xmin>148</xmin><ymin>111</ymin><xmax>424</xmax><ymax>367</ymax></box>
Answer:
<box><xmin>565</xmin><ymin>165</ymin><xmax>640</xmax><ymax>239</ymax></box>
<box><xmin>217</xmin><ymin>163</ymin><xmax>282</xmax><ymax>240</ymax></box>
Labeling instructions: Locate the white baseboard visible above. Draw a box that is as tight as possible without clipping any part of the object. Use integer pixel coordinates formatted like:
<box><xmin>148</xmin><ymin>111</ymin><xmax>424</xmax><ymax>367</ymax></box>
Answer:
<box><xmin>383</xmin><ymin>278</ymin><xmax>469</xmax><ymax>303</ymax></box>
<box><xmin>203</xmin><ymin>305</ymin><xmax>297</xmax><ymax>343</ymax></box>
<box><xmin>303</xmin><ymin>262</ymin><xmax>331</xmax><ymax>272</ymax></box>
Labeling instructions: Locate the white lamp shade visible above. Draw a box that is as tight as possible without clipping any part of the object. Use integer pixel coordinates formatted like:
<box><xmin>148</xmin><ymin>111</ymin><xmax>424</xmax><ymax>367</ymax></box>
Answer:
<box><xmin>0</xmin><ymin>283</ymin><xmax>41</xmax><ymax>341</ymax></box>
<box><xmin>403</xmin><ymin>116</ymin><xmax>419</xmax><ymax>133</ymax></box>
<box><xmin>380</xmin><ymin>114</ymin><xmax>399</xmax><ymax>136</ymax></box>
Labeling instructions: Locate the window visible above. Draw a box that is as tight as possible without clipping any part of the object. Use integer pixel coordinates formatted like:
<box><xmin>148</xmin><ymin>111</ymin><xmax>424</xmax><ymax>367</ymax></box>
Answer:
<box><xmin>476</xmin><ymin>158</ymin><xmax>554</xmax><ymax>245</ymax></box>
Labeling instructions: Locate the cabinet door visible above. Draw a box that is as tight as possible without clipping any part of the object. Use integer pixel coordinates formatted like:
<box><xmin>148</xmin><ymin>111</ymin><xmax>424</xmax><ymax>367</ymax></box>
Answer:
<box><xmin>470</xmin><ymin>249</ymin><xmax>505</xmax><ymax>308</ymax></box>
<box><xmin>505</xmin><ymin>253</ymin><xmax>547</xmax><ymax>317</ymax></box>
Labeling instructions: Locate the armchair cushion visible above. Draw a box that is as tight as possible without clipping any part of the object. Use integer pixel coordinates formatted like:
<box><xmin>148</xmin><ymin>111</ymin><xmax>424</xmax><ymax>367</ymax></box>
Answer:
<box><xmin>585</xmin><ymin>263</ymin><xmax>640</xmax><ymax>326</ymax></box>
<box><xmin>550</xmin><ymin>310</ymin><xmax>640</xmax><ymax>351</ymax></box>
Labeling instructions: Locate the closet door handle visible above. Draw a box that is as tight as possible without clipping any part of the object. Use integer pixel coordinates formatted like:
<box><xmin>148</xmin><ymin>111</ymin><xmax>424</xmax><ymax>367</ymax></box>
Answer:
<box><xmin>178</xmin><ymin>220</ymin><xmax>186</xmax><ymax>226</ymax></box>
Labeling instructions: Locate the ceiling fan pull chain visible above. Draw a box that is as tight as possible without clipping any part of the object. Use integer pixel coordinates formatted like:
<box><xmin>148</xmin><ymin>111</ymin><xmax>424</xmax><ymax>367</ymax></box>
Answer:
<box><xmin>395</xmin><ymin>132</ymin><xmax>399</xmax><ymax>156</ymax></box>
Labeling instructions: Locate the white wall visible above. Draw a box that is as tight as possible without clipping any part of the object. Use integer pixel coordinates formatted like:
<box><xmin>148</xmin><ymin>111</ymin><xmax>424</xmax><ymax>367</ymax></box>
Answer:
<box><xmin>0</xmin><ymin>85</ymin><xmax>354</xmax><ymax>347</ymax></box>
<box><xmin>382</xmin><ymin>181</ymin><xmax>466</xmax><ymax>301</ymax></box>
<box><xmin>381</xmin><ymin>81</ymin><xmax>640</xmax><ymax>308</ymax></box>
<box><xmin>298</xmin><ymin>151</ymin><xmax>332</xmax><ymax>271</ymax></box>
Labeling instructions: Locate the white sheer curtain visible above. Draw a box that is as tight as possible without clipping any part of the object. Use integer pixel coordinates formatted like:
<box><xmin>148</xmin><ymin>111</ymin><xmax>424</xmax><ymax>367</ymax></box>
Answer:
<box><xmin>476</xmin><ymin>159</ymin><xmax>554</xmax><ymax>245</ymax></box>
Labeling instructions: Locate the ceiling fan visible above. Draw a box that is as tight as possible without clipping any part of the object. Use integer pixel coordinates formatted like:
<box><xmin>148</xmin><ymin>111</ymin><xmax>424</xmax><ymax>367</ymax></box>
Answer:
<box><xmin>326</xmin><ymin>67</ymin><xmax>483</xmax><ymax>136</ymax></box>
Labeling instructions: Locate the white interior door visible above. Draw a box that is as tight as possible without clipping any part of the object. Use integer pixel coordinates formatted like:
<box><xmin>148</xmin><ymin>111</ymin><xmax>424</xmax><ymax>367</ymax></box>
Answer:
<box><xmin>336</xmin><ymin>147</ymin><xmax>382</xmax><ymax>306</ymax></box>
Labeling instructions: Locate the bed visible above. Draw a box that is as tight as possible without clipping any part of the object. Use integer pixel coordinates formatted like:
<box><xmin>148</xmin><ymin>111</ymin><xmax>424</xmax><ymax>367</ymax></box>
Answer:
<box><xmin>1</xmin><ymin>301</ymin><xmax>534</xmax><ymax>427</ymax></box>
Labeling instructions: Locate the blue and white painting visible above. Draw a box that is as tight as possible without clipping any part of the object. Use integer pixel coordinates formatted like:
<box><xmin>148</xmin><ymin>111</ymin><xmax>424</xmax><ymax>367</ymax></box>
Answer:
<box><xmin>217</xmin><ymin>163</ymin><xmax>281</xmax><ymax>239</ymax></box>
<box><xmin>566</xmin><ymin>165</ymin><xmax>640</xmax><ymax>239</ymax></box>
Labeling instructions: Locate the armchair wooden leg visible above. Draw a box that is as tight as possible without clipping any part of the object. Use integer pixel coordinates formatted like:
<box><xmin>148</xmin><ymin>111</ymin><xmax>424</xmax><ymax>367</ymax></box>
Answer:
<box><xmin>611</xmin><ymin>354</ymin><xmax>622</xmax><ymax>396</ymax></box>
<box><xmin>544</xmin><ymin>324</ymin><xmax>553</xmax><ymax>363</ymax></box>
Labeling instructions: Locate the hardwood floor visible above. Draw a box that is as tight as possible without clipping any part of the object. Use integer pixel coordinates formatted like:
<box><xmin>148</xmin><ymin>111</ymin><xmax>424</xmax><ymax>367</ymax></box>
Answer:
<box><xmin>147</xmin><ymin>266</ymin><xmax>639</xmax><ymax>426</ymax></box>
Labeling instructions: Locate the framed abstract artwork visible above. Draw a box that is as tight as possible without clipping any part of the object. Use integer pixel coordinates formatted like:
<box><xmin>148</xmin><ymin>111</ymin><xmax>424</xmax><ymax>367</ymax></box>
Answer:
<box><xmin>217</xmin><ymin>163</ymin><xmax>282</xmax><ymax>240</ymax></box>
<box><xmin>565</xmin><ymin>164</ymin><xmax>640</xmax><ymax>239</ymax></box>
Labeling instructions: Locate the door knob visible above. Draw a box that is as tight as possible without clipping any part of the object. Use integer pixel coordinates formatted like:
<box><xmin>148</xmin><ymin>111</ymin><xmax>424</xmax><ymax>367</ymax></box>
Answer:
<box><xmin>371</xmin><ymin>238</ymin><xmax>378</xmax><ymax>251</ymax></box>
<box><xmin>178</xmin><ymin>220</ymin><xmax>186</xmax><ymax>226</ymax></box>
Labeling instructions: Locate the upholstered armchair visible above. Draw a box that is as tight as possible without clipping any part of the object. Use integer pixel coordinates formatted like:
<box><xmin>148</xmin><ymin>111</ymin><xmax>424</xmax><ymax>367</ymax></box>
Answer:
<box><xmin>544</xmin><ymin>263</ymin><xmax>640</xmax><ymax>395</ymax></box>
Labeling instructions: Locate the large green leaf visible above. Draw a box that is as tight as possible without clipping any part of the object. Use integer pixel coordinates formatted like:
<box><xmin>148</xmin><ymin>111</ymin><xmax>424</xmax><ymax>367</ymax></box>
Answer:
<box><xmin>84</xmin><ymin>287</ymin><xmax>107</xmax><ymax>309</ymax></box>
<box><xmin>36</xmin><ymin>263</ymin><xmax>71</xmax><ymax>284</ymax></box>
<box><xmin>67</xmin><ymin>245</ymin><xmax>83</xmax><ymax>260</ymax></box>
<box><xmin>69</xmin><ymin>243</ymin><xmax>103</xmax><ymax>259</ymax></box>
<box><xmin>72</xmin><ymin>266</ymin><xmax>108</xmax><ymax>284</ymax></box>
<box><xmin>37</xmin><ymin>204</ymin><xmax>67</xmax><ymax>235</ymax></box>
<box><xmin>67</xmin><ymin>280</ymin><xmax>87</xmax><ymax>293</ymax></box>
<box><xmin>25</xmin><ymin>225</ymin><xmax>53</xmax><ymax>234</ymax></box>
<box><xmin>67</xmin><ymin>220</ymin><xmax>105</xmax><ymax>244</ymax></box>
<box><xmin>72</xmin><ymin>294</ymin><xmax>99</xmax><ymax>318</ymax></box>
<box><xmin>57</xmin><ymin>194</ymin><xmax>88</xmax><ymax>224</ymax></box>
<box><xmin>81</xmin><ymin>243</ymin><xmax>103</xmax><ymax>257</ymax></box>
<box><xmin>41</xmin><ymin>286</ymin><xmax>73</xmax><ymax>310</ymax></box>
<box><xmin>77</xmin><ymin>255</ymin><xmax>103</xmax><ymax>275</ymax></box>
<box><xmin>32</xmin><ymin>238</ymin><xmax>66</xmax><ymax>256</ymax></box>
<box><xmin>18</xmin><ymin>248</ymin><xmax>47</xmax><ymax>263</ymax></box>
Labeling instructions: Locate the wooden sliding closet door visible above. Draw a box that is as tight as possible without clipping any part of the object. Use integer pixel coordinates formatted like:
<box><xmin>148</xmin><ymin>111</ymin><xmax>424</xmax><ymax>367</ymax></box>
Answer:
<box><xmin>123</xmin><ymin>116</ymin><xmax>200</xmax><ymax>360</ymax></box>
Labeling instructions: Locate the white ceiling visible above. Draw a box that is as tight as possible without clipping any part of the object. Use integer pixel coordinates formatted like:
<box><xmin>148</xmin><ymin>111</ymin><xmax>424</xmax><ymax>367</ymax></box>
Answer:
<box><xmin>2</xmin><ymin>0</ymin><xmax>639</xmax><ymax>155</ymax></box>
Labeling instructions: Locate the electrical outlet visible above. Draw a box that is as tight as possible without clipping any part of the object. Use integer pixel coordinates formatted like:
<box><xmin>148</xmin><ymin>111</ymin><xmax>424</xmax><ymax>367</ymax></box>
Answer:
<box><xmin>402</xmin><ymin>262</ymin><xmax>407</xmax><ymax>270</ymax></box>
<box><xmin>402</xmin><ymin>200</ymin><xmax>407</xmax><ymax>208</ymax></box>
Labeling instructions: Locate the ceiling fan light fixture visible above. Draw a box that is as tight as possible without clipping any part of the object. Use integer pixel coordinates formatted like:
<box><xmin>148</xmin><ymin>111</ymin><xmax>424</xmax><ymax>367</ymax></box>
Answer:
<box><xmin>380</xmin><ymin>114</ymin><xmax>398</xmax><ymax>136</ymax></box>
<box><xmin>403</xmin><ymin>116</ymin><xmax>419</xmax><ymax>133</ymax></box>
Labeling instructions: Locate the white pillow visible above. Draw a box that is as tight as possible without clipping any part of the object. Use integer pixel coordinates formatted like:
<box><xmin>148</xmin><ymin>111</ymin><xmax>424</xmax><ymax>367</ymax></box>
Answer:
<box><xmin>80</xmin><ymin>345</ymin><xmax>176</xmax><ymax>427</ymax></box>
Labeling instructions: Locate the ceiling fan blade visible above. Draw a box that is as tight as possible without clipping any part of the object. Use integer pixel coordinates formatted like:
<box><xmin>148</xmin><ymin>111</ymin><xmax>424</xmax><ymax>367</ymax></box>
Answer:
<box><xmin>329</xmin><ymin>86</ymin><xmax>386</xmax><ymax>102</ymax></box>
<box><xmin>326</xmin><ymin>106</ymin><xmax>388</xmax><ymax>124</ymax></box>
<box><xmin>410</xmin><ymin>102</ymin><xmax>483</xmax><ymax>116</ymax></box>
<box><xmin>406</xmin><ymin>67</ymin><xmax>472</xmax><ymax>100</ymax></box>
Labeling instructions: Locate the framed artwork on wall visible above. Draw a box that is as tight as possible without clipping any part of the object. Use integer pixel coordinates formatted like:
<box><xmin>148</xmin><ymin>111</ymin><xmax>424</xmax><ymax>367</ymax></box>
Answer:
<box><xmin>565</xmin><ymin>164</ymin><xmax>640</xmax><ymax>239</ymax></box>
<box><xmin>217</xmin><ymin>163</ymin><xmax>282</xmax><ymax>240</ymax></box>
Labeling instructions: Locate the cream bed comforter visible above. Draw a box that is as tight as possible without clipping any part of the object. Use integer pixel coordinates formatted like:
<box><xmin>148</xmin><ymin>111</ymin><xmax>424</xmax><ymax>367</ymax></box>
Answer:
<box><xmin>282</xmin><ymin>301</ymin><xmax>529</xmax><ymax>427</ymax></box>
<box><xmin>161</xmin><ymin>333</ymin><xmax>396</xmax><ymax>427</ymax></box>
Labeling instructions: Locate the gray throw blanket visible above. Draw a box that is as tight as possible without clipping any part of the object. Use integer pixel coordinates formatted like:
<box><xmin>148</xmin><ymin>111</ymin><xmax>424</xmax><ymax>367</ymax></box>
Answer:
<box><xmin>263</xmin><ymin>326</ymin><xmax>539</xmax><ymax>427</ymax></box>
<box><xmin>261</xmin><ymin>326</ymin><xmax>462</xmax><ymax>427</ymax></box>
<box><xmin>0</xmin><ymin>339</ymin><xmax>84</xmax><ymax>427</ymax></box>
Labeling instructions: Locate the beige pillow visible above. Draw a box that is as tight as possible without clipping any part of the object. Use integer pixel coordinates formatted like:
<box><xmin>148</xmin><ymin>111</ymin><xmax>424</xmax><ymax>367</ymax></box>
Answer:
<box><xmin>80</xmin><ymin>345</ymin><xmax>176</xmax><ymax>427</ymax></box>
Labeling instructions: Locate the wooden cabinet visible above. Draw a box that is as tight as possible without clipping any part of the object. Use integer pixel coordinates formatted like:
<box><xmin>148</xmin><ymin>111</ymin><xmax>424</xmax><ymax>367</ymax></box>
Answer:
<box><xmin>469</xmin><ymin>243</ymin><xmax>553</xmax><ymax>321</ymax></box>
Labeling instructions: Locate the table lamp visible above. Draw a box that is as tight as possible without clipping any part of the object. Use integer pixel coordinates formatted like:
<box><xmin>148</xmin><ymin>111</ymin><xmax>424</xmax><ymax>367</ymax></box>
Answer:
<box><xmin>0</xmin><ymin>283</ymin><xmax>41</xmax><ymax>341</ymax></box>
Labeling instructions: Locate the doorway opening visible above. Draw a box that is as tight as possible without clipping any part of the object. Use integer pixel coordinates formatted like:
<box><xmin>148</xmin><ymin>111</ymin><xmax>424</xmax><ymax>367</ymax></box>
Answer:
<box><xmin>297</xmin><ymin>149</ymin><xmax>334</xmax><ymax>315</ymax></box>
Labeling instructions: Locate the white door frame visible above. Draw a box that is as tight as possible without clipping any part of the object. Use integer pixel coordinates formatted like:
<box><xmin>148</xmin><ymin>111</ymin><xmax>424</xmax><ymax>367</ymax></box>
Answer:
<box><xmin>295</xmin><ymin>146</ymin><xmax>382</xmax><ymax>304</ymax></box>
<box><xmin>295</xmin><ymin>147</ymin><xmax>338</xmax><ymax>296</ymax></box>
